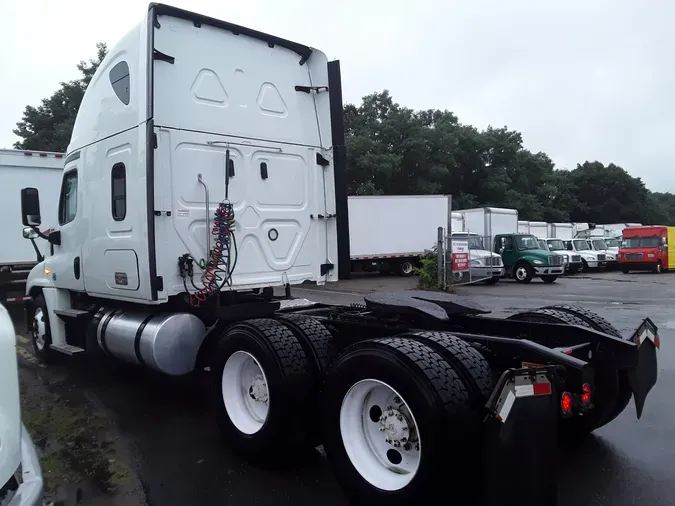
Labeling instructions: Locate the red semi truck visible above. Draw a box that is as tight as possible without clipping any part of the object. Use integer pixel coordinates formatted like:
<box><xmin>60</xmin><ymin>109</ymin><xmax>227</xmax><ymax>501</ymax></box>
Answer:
<box><xmin>619</xmin><ymin>225</ymin><xmax>675</xmax><ymax>273</ymax></box>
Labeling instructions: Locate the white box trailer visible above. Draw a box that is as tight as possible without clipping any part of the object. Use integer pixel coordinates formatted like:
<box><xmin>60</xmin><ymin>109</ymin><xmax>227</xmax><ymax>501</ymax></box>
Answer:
<box><xmin>547</xmin><ymin>223</ymin><xmax>574</xmax><ymax>239</ymax></box>
<box><xmin>574</xmin><ymin>223</ymin><xmax>606</xmax><ymax>238</ymax></box>
<box><xmin>0</xmin><ymin>150</ymin><xmax>63</xmax><ymax>303</ymax></box>
<box><xmin>517</xmin><ymin>220</ymin><xmax>529</xmax><ymax>233</ymax></box>
<box><xmin>348</xmin><ymin>195</ymin><xmax>451</xmax><ymax>275</ymax></box>
<box><xmin>528</xmin><ymin>221</ymin><xmax>548</xmax><ymax>238</ymax></box>
<box><xmin>460</xmin><ymin>207</ymin><xmax>519</xmax><ymax>248</ymax></box>
<box><xmin>451</xmin><ymin>212</ymin><xmax>465</xmax><ymax>233</ymax></box>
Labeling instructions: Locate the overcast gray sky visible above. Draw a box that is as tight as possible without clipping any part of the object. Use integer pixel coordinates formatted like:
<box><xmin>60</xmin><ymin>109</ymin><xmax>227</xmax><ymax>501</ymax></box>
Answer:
<box><xmin>2</xmin><ymin>0</ymin><xmax>673</xmax><ymax>191</ymax></box>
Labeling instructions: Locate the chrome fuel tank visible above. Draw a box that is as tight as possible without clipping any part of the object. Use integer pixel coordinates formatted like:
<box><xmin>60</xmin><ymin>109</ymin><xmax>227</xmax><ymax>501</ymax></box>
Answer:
<box><xmin>96</xmin><ymin>309</ymin><xmax>206</xmax><ymax>376</ymax></box>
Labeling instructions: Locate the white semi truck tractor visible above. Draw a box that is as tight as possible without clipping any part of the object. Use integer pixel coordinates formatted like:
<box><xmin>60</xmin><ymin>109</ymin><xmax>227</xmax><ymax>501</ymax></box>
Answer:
<box><xmin>16</xmin><ymin>4</ymin><xmax>660</xmax><ymax>505</ymax></box>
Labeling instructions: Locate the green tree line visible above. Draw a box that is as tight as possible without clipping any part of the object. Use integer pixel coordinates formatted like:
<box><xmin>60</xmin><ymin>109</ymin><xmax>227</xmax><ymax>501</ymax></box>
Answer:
<box><xmin>346</xmin><ymin>91</ymin><xmax>675</xmax><ymax>225</ymax></box>
<box><xmin>12</xmin><ymin>45</ymin><xmax>675</xmax><ymax>225</ymax></box>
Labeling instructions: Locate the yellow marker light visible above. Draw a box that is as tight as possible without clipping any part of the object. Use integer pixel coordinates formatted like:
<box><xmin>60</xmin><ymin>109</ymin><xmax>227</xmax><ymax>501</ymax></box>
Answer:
<box><xmin>43</xmin><ymin>267</ymin><xmax>51</xmax><ymax>275</ymax></box>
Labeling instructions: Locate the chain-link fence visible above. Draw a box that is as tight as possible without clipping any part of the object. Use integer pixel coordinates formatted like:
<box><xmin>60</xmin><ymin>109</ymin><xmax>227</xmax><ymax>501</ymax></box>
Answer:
<box><xmin>436</xmin><ymin>228</ymin><xmax>503</xmax><ymax>287</ymax></box>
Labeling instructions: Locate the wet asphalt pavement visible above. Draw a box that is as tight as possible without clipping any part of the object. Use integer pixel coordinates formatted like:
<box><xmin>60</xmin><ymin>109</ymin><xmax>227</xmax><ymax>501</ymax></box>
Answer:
<box><xmin>11</xmin><ymin>270</ymin><xmax>675</xmax><ymax>506</ymax></box>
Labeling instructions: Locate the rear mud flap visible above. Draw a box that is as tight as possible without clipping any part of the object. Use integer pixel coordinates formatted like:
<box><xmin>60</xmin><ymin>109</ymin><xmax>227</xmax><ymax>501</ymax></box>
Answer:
<box><xmin>627</xmin><ymin>318</ymin><xmax>659</xmax><ymax>418</ymax></box>
<box><xmin>482</xmin><ymin>366</ymin><xmax>564</xmax><ymax>506</ymax></box>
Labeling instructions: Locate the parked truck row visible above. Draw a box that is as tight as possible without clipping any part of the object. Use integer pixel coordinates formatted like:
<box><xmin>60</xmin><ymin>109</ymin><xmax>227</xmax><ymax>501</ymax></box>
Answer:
<box><xmin>3</xmin><ymin>5</ymin><xmax>661</xmax><ymax>504</ymax></box>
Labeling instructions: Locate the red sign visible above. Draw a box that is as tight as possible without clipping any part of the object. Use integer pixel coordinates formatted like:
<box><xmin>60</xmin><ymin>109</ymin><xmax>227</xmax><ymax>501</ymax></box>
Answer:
<box><xmin>451</xmin><ymin>240</ymin><xmax>470</xmax><ymax>272</ymax></box>
<box><xmin>452</xmin><ymin>252</ymin><xmax>469</xmax><ymax>272</ymax></box>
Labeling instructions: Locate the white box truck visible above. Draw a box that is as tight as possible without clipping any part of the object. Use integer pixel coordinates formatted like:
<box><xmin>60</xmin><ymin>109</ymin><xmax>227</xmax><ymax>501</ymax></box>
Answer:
<box><xmin>348</xmin><ymin>195</ymin><xmax>451</xmax><ymax>276</ymax></box>
<box><xmin>0</xmin><ymin>150</ymin><xmax>63</xmax><ymax>304</ymax></box>
<box><xmin>14</xmin><ymin>5</ymin><xmax>660</xmax><ymax>505</ymax></box>
<box><xmin>543</xmin><ymin>223</ymin><xmax>582</xmax><ymax>273</ymax></box>
<box><xmin>459</xmin><ymin>208</ymin><xmax>564</xmax><ymax>283</ymax></box>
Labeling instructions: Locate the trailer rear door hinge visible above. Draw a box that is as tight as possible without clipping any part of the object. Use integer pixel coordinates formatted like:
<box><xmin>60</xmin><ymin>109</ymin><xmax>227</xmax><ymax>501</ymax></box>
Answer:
<box><xmin>310</xmin><ymin>213</ymin><xmax>336</xmax><ymax>220</ymax></box>
<box><xmin>154</xmin><ymin>210</ymin><xmax>172</xmax><ymax>217</ymax></box>
<box><xmin>320</xmin><ymin>263</ymin><xmax>334</xmax><ymax>276</ymax></box>
<box><xmin>295</xmin><ymin>85</ymin><xmax>329</xmax><ymax>94</ymax></box>
<box><xmin>316</xmin><ymin>153</ymin><xmax>330</xmax><ymax>167</ymax></box>
<box><xmin>153</xmin><ymin>49</ymin><xmax>175</xmax><ymax>64</ymax></box>
<box><xmin>155</xmin><ymin>276</ymin><xmax>164</xmax><ymax>292</ymax></box>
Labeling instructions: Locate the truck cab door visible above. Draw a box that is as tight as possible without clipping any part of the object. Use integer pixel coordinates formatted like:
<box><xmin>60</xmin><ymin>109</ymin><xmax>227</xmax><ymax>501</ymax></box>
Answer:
<box><xmin>47</xmin><ymin>168</ymin><xmax>85</xmax><ymax>292</ymax></box>
<box><xmin>497</xmin><ymin>236</ymin><xmax>518</xmax><ymax>267</ymax></box>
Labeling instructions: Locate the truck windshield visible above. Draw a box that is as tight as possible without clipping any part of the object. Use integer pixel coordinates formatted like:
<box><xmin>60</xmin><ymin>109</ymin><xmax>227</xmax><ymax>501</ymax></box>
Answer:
<box><xmin>622</xmin><ymin>236</ymin><xmax>660</xmax><ymax>248</ymax></box>
<box><xmin>453</xmin><ymin>235</ymin><xmax>484</xmax><ymax>250</ymax></box>
<box><xmin>592</xmin><ymin>239</ymin><xmax>608</xmax><ymax>250</ymax></box>
<box><xmin>605</xmin><ymin>238</ymin><xmax>619</xmax><ymax>248</ymax></box>
<box><xmin>547</xmin><ymin>239</ymin><xmax>565</xmax><ymax>251</ymax></box>
<box><xmin>515</xmin><ymin>235</ymin><xmax>540</xmax><ymax>250</ymax></box>
<box><xmin>537</xmin><ymin>239</ymin><xmax>548</xmax><ymax>250</ymax></box>
<box><xmin>573</xmin><ymin>240</ymin><xmax>591</xmax><ymax>251</ymax></box>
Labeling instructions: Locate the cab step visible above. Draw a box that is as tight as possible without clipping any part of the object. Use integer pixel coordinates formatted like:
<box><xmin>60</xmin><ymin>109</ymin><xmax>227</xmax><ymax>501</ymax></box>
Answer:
<box><xmin>54</xmin><ymin>309</ymin><xmax>90</xmax><ymax>321</ymax></box>
<box><xmin>50</xmin><ymin>343</ymin><xmax>85</xmax><ymax>355</ymax></box>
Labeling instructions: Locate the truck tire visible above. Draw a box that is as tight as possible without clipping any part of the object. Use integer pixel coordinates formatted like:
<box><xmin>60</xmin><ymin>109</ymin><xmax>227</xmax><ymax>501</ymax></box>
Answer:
<box><xmin>540</xmin><ymin>275</ymin><xmax>557</xmax><ymax>283</ymax></box>
<box><xmin>322</xmin><ymin>337</ymin><xmax>477</xmax><ymax>506</ymax></box>
<box><xmin>507</xmin><ymin>308</ymin><xmax>587</xmax><ymax>327</ymax></box>
<box><xmin>622</xmin><ymin>267</ymin><xmax>630</xmax><ymax>274</ymax></box>
<box><xmin>539</xmin><ymin>305</ymin><xmax>632</xmax><ymax>431</ymax></box>
<box><xmin>30</xmin><ymin>293</ymin><xmax>54</xmax><ymax>363</ymax></box>
<box><xmin>398</xmin><ymin>260</ymin><xmax>416</xmax><ymax>277</ymax></box>
<box><xmin>212</xmin><ymin>318</ymin><xmax>313</xmax><ymax>464</ymax></box>
<box><xmin>404</xmin><ymin>331</ymin><xmax>493</xmax><ymax>405</ymax></box>
<box><xmin>276</xmin><ymin>314</ymin><xmax>336</xmax><ymax>443</ymax></box>
<box><xmin>484</xmin><ymin>276</ymin><xmax>500</xmax><ymax>285</ymax></box>
<box><xmin>276</xmin><ymin>314</ymin><xmax>336</xmax><ymax>373</ymax></box>
<box><xmin>513</xmin><ymin>262</ymin><xmax>533</xmax><ymax>283</ymax></box>
<box><xmin>655</xmin><ymin>261</ymin><xmax>663</xmax><ymax>274</ymax></box>
<box><xmin>507</xmin><ymin>308</ymin><xmax>630</xmax><ymax>438</ymax></box>
<box><xmin>540</xmin><ymin>304</ymin><xmax>622</xmax><ymax>338</ymax></box>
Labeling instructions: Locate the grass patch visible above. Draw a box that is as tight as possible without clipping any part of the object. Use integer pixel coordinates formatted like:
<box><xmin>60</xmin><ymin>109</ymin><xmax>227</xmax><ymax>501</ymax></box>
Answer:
<box><xmin>19</xmin><ymin>374</ymin><xmax>131</xmax><ymax>499</ymax></box>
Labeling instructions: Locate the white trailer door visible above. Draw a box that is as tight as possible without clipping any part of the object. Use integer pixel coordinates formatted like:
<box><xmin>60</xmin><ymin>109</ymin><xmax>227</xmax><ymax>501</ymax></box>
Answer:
<box><xmin>151</xmin><ymin>13</ymin><xmax>336</xmax><ymax>294</ymax></box>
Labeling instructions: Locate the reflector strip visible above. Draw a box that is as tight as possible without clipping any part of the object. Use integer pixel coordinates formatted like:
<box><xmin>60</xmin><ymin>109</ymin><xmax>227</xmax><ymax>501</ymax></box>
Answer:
<box><xmin>515</xmin><ymin>385</ymin><xmax>534</xmax><ymax>397</ymax></box>
<box><xmin>4</xmin><ymin>296</ymin><xmax>31</xmax><ymax>303</ymax></box>
<box><xmin>498</xmin><ymin>391</ymin><xmax>516</xmax><ymax>422</ymax></box>
<box><xmin>515</xmin><ymin>383</ymin><xmax>552</xmax><ymax>397</ymax></box>
<box><xmin>635</xmin><ymin>326</ymin><xmax>661</xmax><ymax>349</ymax></box>
<box><xmin>533</xmin><ymin>382</ymin><xmax>552</xmax><ymax>396</ymax></box>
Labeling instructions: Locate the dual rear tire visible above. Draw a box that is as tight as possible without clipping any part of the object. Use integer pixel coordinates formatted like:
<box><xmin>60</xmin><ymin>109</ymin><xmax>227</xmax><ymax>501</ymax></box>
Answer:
<box><xmin>211</xmin><ymin>319</ymin><xmax>492</xmax><ymax>505</ymax></box>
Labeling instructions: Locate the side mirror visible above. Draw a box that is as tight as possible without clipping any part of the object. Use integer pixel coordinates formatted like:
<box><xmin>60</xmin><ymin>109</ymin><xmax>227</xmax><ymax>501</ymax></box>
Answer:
<box><xmin>21</xmin><ymin>187</ymin><xmax>42</xmax><ymax>226</ymax></box>
<box><xmin>22</xmin><ymin>227</ymin><xmax>38</xmax><ymax>239</ymax></box>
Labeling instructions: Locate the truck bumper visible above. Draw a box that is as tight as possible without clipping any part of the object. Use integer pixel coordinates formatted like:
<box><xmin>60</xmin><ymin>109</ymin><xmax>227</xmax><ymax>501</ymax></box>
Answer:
<box><xmin>621</xmin><ymin>261</ymin><xmax>660</xmax><ymax>271</ymax></box>
<box><xmin>7</xmin><ymin>426</ymin><xmax>44</xmax><ymax>506</ymax></box>
<box><xmin>566</xmin><ymin>261</ymin><xmax>582</xmax><ymax>272</ymax></box>
<box><xmin>471</xmin><ymin>266</ymin><xmax>505</xmax><ymax>279</ymax></box>
<box><xmin>534</xmin><ymin>266</ymin><xmax>564</xmax><ymax>276</ymax></box>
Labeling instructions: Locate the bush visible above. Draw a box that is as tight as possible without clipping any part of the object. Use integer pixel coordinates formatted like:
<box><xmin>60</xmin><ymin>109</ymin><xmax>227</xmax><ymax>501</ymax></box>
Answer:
<box><xmin>415</xmin><ymin>248</ymin><xmax>451</xmax><ymax>292</ymax></box>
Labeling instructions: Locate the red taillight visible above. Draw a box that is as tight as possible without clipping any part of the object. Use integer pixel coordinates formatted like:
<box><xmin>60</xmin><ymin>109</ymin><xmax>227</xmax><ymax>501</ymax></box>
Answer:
<box><xmin>581</xmin><ymin>383</ymin><xmax>591</xmax><ymax>406</ymax></box>
<box><xmin>561</xmin><ymin>392</ymin><xmax>573</xmax><ymax>415</ymax></box>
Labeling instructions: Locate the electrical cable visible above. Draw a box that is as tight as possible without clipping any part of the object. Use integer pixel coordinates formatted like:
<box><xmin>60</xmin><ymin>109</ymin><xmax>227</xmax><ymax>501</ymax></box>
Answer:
<box><xmin>185</xmin><ymin>200</ymin><xmax>236</xmax><ymax>306</ymax></box>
